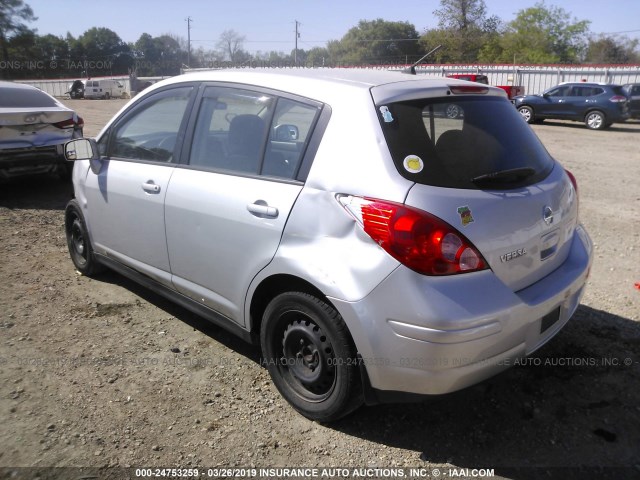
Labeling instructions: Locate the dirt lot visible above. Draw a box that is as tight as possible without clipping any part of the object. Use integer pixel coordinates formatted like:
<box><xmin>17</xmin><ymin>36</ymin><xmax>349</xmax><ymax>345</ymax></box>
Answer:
<box><xmin>0</xmin><ymin>98</ymin><xmax>639</xmax><ymax>480</ymax></box>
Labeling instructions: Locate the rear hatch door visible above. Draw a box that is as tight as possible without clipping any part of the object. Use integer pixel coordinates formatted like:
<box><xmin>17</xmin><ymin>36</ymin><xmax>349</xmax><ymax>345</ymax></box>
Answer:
<box><xmin>372</xmin><ymin>85</ymin><xmax>578</xmax><ymax>291</ymax></box>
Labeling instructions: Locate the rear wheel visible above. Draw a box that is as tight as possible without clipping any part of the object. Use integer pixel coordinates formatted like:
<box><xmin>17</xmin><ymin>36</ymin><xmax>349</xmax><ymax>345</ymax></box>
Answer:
<box><xmin>585</xmin><ymin>110</ymin><xmax>606</xmax><ymax>130</ymax></box>
<box><xmin>65</xmin><ymin>199</ymin><xmax>104</xmax><ymax>275</ymax></box>
<box><xmin>104</xmin><ymin>92</ymin><xmax>111</xmax><ymax>100</ymax></box>
<box><xmin>445</xmin><ymin>104</ymin><xmax>461</xmax><ymax>119</ymax></box>
<box><xmin>518</xmin><ymin>105</ymin><xmax>535</xmax><ymax>124</ymax></box>
<box><xmin>260</xmin><ymin>292</ymin><xmax>363</xmax><ymax>422</ymax></box>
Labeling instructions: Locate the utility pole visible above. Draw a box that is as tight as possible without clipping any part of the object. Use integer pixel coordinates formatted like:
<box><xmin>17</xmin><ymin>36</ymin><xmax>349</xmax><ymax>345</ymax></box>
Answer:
<box><xmin>186</xmin><ymin>16</ymin><xmax>192</xmax><ymax>68</ymax></box>
<box><xmin>294</xmin><ymin>20</ymin><xmax>300</xmax><ymax>66</ymax></box>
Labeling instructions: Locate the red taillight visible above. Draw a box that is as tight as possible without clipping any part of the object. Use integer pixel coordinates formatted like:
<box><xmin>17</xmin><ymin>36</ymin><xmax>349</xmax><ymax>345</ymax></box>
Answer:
<box><xmin>448</xmin><ymin>85</ymin><xmax>489</xmax><ymax>95</ymax></box>
<box><xmin>565</xmin><ymin>168</ymin><xmax>579</xmax><ymax>218</ymax></box>
<box><xmin>609</xmin><ymin>95</ymin><xmax>627</xmax><ymax>103</ymax></box>
<box><xmin>53</xmin><ymin>115</ymin><xmax>83</xmax><ymax>129</ymax></box>
<box><xmin>565</xmin><ymin>169</ymin><xmax>578</xmax><ymax>194</ymax></box>
<box><xmin>340</xmin><ymin>196</ymin><xmax>487</xmax><ymax>275</ymax></box>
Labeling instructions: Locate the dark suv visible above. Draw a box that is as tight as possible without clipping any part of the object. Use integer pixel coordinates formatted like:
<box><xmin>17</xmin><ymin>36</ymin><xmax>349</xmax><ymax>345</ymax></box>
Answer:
<box><xmin>622</xmin><ymin>83</ymin><xmax>640</xmax><ymax>119</ymax></box>
<box><xmin>514</xmin><ymin>82</ymin><xmax>629</xmax><ymax>130</ymax></box>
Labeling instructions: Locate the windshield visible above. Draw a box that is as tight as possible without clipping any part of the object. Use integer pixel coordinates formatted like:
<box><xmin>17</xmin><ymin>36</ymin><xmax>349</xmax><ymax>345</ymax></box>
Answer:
<box><xmin>377</xmin><ymin>96</ymin><xmax>554</xmax><ymax>189</ymax></box>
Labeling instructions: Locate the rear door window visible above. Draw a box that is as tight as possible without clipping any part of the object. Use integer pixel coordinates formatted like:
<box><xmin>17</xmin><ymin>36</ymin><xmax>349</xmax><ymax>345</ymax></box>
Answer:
<box><xmin>377</xmin><ymin>96</ymin><xmax>554</xmax><ymax>190</ymax></box>
<box><xmin>187</xmin><ymin>86</ymin><xmax>320</xmax><ymax>180</ymax></box>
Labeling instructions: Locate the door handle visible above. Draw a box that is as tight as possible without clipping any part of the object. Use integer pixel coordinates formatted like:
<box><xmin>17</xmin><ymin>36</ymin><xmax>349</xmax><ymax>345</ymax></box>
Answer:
<box><xmin>247</xmin><ymin>201</ymin><xmax>278</xmax><ymax>218</ymax></box>
<box><xmin>142</xmin><ymin>181</ymin><xmax>161</xmax><ymax>194</ymax></box>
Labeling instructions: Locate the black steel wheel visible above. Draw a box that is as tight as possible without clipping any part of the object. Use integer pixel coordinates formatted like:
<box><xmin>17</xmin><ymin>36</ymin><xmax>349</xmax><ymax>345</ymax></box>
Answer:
<box><xmin>260</xmin><ymin>292</ymin><xmax>363</xmax><ymax>422</ymax></box>
<box><xmin>65</xmin><ymin>199</ymin><xmax>104</xmax><ymax>276</ymax></box>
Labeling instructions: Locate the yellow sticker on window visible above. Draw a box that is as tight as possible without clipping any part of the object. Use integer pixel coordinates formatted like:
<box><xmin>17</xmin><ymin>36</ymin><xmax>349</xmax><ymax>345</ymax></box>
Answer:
<box><xmin>403</xmin><ymin>155</ymin><xmax>424</xmax><ymax>174</ymax></box>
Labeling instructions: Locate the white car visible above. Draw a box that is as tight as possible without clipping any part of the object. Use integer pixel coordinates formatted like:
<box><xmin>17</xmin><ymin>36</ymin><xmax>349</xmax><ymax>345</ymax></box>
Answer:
<box><xmin>0</xmin><ymin>81</ymin><xmax>84</xmax><ymax>180</ymax></box>
<box><xmin>63</xmin><ymin>69</ymin><xmax>593</xmax><ymax>421</ymax></box>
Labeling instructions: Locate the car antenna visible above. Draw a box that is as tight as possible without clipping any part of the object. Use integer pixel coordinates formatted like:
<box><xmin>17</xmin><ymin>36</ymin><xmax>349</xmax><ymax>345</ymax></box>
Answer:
<box><xmin>401</xmin><ymin>45</ymin><xmax>442</xmax><ymax>75</ymax></box>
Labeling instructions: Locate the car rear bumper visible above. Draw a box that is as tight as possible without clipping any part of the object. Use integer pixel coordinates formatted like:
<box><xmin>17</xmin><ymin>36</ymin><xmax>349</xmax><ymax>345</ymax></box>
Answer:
<box><xmin>330</xmin><ymin>224</ymin><xmax>593</xmax><ymax>397</ymax></box>
<box><xmin>0</xmin><ymin>145</ymin><xmax>68</xmax><ymax>178</ymax></box>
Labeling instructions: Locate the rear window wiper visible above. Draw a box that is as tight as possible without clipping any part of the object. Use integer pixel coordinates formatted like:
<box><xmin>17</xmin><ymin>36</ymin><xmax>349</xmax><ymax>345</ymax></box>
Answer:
<box><xmin>471</xmin><ymin>167</ymin><xmax>536</xmax><ymax>185</ymax></box>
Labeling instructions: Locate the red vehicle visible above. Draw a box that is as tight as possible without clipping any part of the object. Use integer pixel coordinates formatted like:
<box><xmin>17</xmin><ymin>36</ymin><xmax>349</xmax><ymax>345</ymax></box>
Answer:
<box><xmin>446</xmin><ymin>74</ymin><xmax>524</xmax><ymax>100</ymax></box>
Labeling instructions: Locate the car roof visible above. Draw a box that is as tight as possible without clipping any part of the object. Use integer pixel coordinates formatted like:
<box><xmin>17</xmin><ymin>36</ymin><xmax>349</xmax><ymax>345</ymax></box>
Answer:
<box><xmin>0</xmin><ymin>80</ymin><xmax>42</xmax><ymax>90</ymax></box>
<box><xmin>557</xmin><ymin>82</ymin><xmax>619</xmax><ymax>87</ymax></box>
<box><xmin>148</xmin><ymin>68</ymin><xmax>507</xmax><ymax>104</ymax></box>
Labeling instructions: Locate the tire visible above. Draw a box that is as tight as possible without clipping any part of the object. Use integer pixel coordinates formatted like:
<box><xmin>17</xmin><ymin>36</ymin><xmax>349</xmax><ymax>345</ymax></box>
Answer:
<box><xmin>260</xmin><ymin>292</ymin><xmax>363</xmax><ymax>422</ymax></box>
<box><xmin>585</xmin><ymin>110</ymin><xmax>606</xmax><ymax>130</ymax></box>
<box><xmin>518</xmin><ymin>105</ymin><xmax>535</xmax><ymax>124</ymax></box>
<box><xmin>445</xmin><ymin>104</ymin><xmax>461</xmax><ymax>119</ymax></box>
<box><xmin>65</xmin><ymin>199</ymin><xmax>104</xmax><ymax>276</ymax></box>
<box><xmin>104</xmin><ymin>92</ymin><xmax>111</xmax><ymax>100</ymax></box>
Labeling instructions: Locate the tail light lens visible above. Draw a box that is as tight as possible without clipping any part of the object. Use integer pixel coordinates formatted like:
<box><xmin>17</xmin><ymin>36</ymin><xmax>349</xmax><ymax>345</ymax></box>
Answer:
<box><xmin>565</xmin><ymin>168</ymin><xmax>579</xmax><ymax>217</ymax></box>
<box><xmin>448</xmin><ymin>85</ymin><xmax>489</xmax><ymax>95</ymax></box>
<box><xmin>609</xmin><ymin>95</ymin><xmax>627</xmax><ymax>103</ymax></box>
<box><xmin>339</xmin><ymin>196</ymin><xmax>487</xmax><ymax>275</ymax></box>
<box><xmin>53</xmin><ymin>115</ymin><xmax>84</xmax><ymax>129</ymax></box>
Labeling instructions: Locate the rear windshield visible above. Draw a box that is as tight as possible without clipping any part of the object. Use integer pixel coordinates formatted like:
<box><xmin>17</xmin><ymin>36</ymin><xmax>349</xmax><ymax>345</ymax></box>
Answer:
<box><xmin>0</xmin><ymin>87</ymin><xmax>59</xmax><ymax>108</ymax></box>
<box><xmin>377</xmin><ymin>96</ymin><xmax>554</xmax><ymax>190</ymax></box>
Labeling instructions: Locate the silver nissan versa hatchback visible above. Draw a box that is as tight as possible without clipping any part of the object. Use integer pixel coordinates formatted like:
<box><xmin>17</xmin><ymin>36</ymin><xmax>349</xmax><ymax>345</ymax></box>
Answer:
<box><xmin>64</xmin><ymin>69</ymin><xmax>593</xmax><ymax>421</ymax></box>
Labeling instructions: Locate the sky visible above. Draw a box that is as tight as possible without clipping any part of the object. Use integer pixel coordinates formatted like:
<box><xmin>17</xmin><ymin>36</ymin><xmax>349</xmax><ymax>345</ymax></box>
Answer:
<box><xmin>25</xmin><ymin>0</ymin><xmax>640</xmax><ymax>54</ymax></box>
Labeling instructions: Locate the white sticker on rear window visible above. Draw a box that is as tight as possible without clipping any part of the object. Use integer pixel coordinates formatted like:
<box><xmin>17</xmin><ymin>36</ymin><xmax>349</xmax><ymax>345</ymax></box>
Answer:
<box><xmin>403</xmin><ymin>155</ymin><xmax>423</xmax><ymax>173</ymax></box>
<box><xmin>380</xmin><ymin>106</ymin><xmax>394</xmax><ymax>123</ymax></box>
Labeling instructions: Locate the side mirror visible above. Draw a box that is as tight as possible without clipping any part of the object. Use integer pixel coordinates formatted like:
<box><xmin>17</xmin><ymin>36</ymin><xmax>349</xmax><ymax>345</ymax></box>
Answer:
<box><xmin>65</xmin><ymin>138</ymin><xmax>102</xmax><ymax>174</ymax></box>
<box><xmin>65</xmin><ymin>138</ymin><xmax>98</xmax><ymax>161</ymax></box>
<box><xmin>274</xmin><ymin>124</ymin><xmax>299</xmax><ymax>141</ymax></box>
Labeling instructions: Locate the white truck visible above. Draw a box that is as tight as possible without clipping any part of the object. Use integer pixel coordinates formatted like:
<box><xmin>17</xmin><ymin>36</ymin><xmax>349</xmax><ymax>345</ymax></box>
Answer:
<box><xmin>84</xmin><ymin>79</ymin><xmax>126</xmax><ymax>99</ymax></box>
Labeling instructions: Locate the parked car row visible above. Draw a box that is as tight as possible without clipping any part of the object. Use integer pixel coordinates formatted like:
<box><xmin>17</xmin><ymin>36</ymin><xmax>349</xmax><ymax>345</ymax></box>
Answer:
<box><xmin>514</xmin><ymin>81</ymin><xmax>639</xmax><ymax>129</ymax></box>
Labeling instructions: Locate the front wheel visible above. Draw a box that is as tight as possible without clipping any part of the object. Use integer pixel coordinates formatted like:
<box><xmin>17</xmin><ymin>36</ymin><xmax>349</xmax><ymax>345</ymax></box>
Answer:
<box><xmin>518</xmin><ymin>105</ymin><xmax>535</xmax><ymax>124</ymax></box>
<box><xmin>585</xmin><ymin>110</ymin><xmax>607</xmax><ymax>130</ymax></box>
<box><xmin>260</xmin><ymin>292</ymin><xmax>363</xmax><ymax>422</ymax></box>
<box><xmin>65</xmin><ymin>199</ymin><xmax>104</xmax><ymax>276</ymax></box>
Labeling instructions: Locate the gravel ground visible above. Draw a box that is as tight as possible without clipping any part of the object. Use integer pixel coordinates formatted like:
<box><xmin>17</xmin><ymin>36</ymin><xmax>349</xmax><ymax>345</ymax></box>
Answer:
<box><xmin>0</xmin><ymin>98</ymin><xmax>638</xmax><ymax>480</ymax></box>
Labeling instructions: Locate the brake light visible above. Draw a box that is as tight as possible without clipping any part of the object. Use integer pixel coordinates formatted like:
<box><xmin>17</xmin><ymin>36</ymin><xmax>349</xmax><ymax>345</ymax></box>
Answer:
<box><xmin>565</xmin><ymin>169</ymin><xmax>579</xmax><ymax>217</ymax></box>
<box><xmin>339</xmin><ymin>196</ymin><xmax>487</xmax><ymax>275</ymax></box>
<box><xmin>609</xmin><ymin>95</ymin><xmax>627</xmax><ymax>103</ymax></box>
<box><xmin>565</xmin><ymin>169</ymin><xmax>578</xmax><ymax>194</ymax></box>
<box><xmin>53</xmin><ymin>115</ymin><xmax>83</xmax><ymax>129</ymax></box>
<box><xmin>449</xmin><ymin>85</ymin><xmax>489</xmax><ymax>95</ymax></box>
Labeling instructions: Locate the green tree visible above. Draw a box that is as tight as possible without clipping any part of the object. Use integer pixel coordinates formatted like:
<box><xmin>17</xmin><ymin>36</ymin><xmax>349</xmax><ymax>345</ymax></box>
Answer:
<box><xmin>77</xmin><ymin>27</ymin><xmax>132</xmax><ymax>75</ymax></box>
<box><xmin>327</xmin><ymin>19</ymin><xmax>421</xmax><ymax>65</ymax></box>
<box><xmin>585</xmin><ymin>35</ymin><xmax>639</xmax><ymax>64</ymax></box>
<box><xmin>34</xmin><ymin>33</ymin><xmax>69</xmax><ymax>77</ymax></box>
<box><xmin>496</xmin><ymin>2</ymin><xmax>590</xmax><ymax>64</ymax></box>
<box><xmin>0</xmin><ymin>0</ymin><xmax>36</xmax><ymax>63</ymax></box>
<box><xmin>305</xmin><ymin>47</ymin><xmax>330</xmax><ymax>67</ymax></box>
<box><xmin>434</xmin><ymin>0</ymin><xmax>486</xmax><ymax>30</ymax></box>
<box><xmin>420</xmin><ymin>0</ymin><xmax>500</xmax><ymax>63</ymax></box>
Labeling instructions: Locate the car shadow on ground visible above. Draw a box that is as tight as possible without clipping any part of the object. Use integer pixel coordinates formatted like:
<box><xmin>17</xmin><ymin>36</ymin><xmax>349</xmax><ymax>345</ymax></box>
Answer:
<box><xmin>96</xmin><ymin>267</ymin><xmax>639</xmax><ymax>480</ymax></box>
<box><xmin>0</xmin><ymin>174</ymin><xmax>72</xmax><ymax>210</ymax></box>
<box><xmin>331</xmin><ymin>304</ymin><xmax>640</xmax><ymax>480</ymax></box>
<box><xmin>96</xmin><ymin>269</ymin><xmax>263</xmax><ymax>363</ymax></box>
